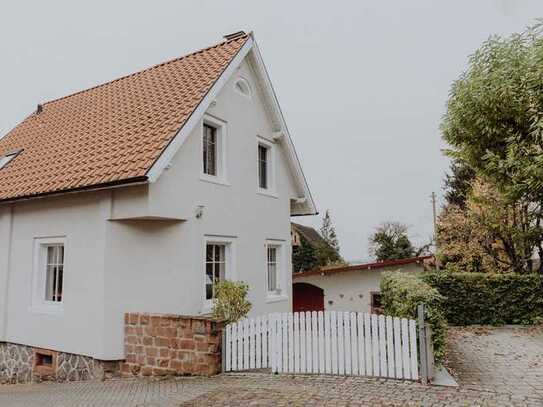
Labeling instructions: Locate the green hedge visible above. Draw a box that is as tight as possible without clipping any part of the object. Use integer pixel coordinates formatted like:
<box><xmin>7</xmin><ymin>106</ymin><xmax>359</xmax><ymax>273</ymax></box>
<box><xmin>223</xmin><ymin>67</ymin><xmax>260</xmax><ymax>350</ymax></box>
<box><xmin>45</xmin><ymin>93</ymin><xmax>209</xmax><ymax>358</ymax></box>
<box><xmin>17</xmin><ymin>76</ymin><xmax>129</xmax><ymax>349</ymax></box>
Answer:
<box><xmin>422</xmin><ymin>271</ymin><xmax>543</xmax><ymax>325</ymax></box>
<box><xmin>380</xmin><ymin>272</ymin><xmax>448</xmax><ymax>365</ymax></box>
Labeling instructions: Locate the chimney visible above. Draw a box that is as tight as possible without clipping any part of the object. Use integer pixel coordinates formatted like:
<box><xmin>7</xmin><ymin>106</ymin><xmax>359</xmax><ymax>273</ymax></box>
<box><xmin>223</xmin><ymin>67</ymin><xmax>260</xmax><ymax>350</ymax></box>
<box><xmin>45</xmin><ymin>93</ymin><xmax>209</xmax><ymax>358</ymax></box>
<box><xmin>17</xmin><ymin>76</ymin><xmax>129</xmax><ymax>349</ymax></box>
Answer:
<box><xmin>223</xmin><ymin>31</ymin><xmax>246</xmax><ymax>41</ymax></box>
<box><xmin>36</xmin><ymin>104</ymin><xmax>43</xmax><ymax>114</ymax></box>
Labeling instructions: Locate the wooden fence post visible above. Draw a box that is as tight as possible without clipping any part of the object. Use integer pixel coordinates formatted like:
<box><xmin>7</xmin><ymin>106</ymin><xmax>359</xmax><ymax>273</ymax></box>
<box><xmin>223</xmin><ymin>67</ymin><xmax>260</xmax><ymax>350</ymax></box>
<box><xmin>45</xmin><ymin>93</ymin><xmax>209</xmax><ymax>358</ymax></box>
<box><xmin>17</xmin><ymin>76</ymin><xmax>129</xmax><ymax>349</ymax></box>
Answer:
<box><xmin>417</xmin><ymin>304</ymin><xmax>428</xmax><ymax>384</ymax></box>
<box><xmin>221</xmin><ymin>329</ymin><xmax>227</xmax><ymax>373</ymax></box>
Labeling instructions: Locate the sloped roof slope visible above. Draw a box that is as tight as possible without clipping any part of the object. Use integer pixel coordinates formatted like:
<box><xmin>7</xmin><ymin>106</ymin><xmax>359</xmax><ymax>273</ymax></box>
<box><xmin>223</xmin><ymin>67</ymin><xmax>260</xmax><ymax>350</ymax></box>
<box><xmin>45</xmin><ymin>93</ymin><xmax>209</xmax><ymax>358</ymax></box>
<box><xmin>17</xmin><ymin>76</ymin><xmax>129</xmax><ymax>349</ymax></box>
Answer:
<box><xmin>292</xmin><ymin>222</ymin><xmax>330</xmax><ymax>249</ymax></box>
<box><xmin>0</xmin><ymin>34</ymin><xmax>249</xmax><ymax>202</ymax></box>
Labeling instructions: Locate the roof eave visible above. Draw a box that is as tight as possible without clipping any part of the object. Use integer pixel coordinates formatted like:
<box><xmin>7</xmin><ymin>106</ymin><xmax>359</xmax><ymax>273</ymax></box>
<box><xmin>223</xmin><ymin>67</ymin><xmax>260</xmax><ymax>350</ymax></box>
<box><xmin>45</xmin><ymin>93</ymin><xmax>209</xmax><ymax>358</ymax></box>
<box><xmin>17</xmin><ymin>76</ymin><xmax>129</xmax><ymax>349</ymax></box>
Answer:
<box><xmin>0</xmin><ymin>176</ymin><xmax>148</xmax><ymax>205</ymax></box>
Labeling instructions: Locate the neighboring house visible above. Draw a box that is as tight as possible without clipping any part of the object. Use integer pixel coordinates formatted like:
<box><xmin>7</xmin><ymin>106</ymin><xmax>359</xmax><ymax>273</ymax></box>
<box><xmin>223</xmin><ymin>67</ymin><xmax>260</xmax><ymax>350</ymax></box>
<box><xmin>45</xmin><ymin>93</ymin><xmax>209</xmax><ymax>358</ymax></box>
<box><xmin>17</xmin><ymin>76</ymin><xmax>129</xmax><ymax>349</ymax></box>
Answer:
<box><xmin>0</xmin><ymin>31</ymin><xmax>316</xmax><ymax>379</ymax></box>
<box><xmin>292</xmin><ymin>256</ymin><xmax>431</xmax><ymax>314</ymax></box>
<box><xmin>291</xmin><ymin>222</ymin><xmax>341</xmax><ymax>272</ymax></box>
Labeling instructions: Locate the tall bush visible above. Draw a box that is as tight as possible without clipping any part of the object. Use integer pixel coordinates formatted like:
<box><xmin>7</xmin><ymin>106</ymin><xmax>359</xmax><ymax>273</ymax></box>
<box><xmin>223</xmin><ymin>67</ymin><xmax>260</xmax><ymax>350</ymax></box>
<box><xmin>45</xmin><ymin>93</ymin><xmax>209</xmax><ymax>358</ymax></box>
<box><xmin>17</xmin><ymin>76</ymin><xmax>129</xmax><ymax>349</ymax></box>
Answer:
<box><xmin>423</xmin><ymin>270</ymin><xmax>543</xmax><ymax>325</ymax></box>
<box><xmin>380</xmin><ymin>272</ymin><xmax>447</xmax><ymax>364</ymax></box>
<box><xmin>212</xmin><ymin>280</ymin><xmax>252</xmax><ymax>324</ymax></box>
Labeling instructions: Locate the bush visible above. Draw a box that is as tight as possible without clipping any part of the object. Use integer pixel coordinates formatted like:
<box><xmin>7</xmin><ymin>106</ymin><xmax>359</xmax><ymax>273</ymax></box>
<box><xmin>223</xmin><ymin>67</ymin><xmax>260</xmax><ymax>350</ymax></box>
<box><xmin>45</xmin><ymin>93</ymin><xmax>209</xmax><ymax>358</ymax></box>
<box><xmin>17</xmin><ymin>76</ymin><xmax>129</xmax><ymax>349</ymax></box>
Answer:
<box><xmin>212</xmin><ymin>280</ymin><xmax>252</xmax><ymax>324</ymax></box>
<box><xmin>422</xmin><ymin>270</ymin><xmax>543</xmax><ymax>325</ymax></box>
<box><xmin>381</xmin><ymin>272</ymin><xmax>448</xmax><ymax>365</ymax></box>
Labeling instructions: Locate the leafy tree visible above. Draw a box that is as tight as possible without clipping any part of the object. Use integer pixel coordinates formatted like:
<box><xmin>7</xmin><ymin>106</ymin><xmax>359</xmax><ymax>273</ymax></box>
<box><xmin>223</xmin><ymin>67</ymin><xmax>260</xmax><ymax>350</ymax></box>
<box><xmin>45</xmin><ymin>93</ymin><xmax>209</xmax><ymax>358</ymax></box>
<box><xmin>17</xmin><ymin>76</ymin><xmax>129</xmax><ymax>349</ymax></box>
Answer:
<box><xmin>440</xmin><ymin>22</ymin><xmax>543</xmax><ymax>273</ymax></box>
<box><xmin>437</xmin><ymin>203</ymin><xmax>497</xmax><ymax>273</ymax></box>
<box><xmin>441</xmin><ymin>22</ymin><xmax>543</xmax><ymax>204</ymax></box>
<box><xmin>369</xmin><ymin>222</ymin><xmax>416</xmax><ymax>261</ymax></box>
<box><xmin>438</xmin><ymin>179</ymin><xmax>543</xmax><ymax>273</ymax></box>
<box><xmin>212</xmin><ymin>280</ymin><xmax>252</xmax><ymax>324</ymax></box>
<box><xmin>292</xmin><ymin>235</ymin><xmax>319</xmax><ymax>273</ymax></box>
<box><xmin>320</xmin><ymin>210</ymin><xmax>340</xmax><ymax>253</ymax></box>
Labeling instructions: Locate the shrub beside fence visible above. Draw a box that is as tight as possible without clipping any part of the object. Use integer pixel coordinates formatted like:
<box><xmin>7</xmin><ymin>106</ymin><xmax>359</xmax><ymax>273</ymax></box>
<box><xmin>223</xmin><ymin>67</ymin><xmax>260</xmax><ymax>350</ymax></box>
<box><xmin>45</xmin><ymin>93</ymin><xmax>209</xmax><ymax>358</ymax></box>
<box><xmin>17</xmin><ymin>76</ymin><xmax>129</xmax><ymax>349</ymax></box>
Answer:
<box><xmin>422</xmin><ymin>271</ymin><xmax>543</xmax><ymax>326</ymax></box>
<box><xmin>380</xmin><ymin>272</ymin><xmax>447</xmax><ymax>365</ymax></box>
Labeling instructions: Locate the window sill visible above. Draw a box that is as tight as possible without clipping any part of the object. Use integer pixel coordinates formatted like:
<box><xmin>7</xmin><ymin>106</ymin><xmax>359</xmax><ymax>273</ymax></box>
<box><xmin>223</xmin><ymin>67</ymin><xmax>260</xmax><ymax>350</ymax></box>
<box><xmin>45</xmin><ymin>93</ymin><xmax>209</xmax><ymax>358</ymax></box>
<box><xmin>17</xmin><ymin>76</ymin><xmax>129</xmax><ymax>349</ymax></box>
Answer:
<box><xmin>200</xmin><ymin>175</ymin><xmax>231</xmax><ymax>187</ymax></box>
<box><xmin>29</xmin><ymin>304</ymin><xmax>64</xmax><ymax>316</ymax></box>
<box><xmin>265</xmin><ymin>294</ymin><xmax>288</xmax><ymax>304</ymax></box>
<box><xmin>257</xmin><ymin>189</ymin><xmax>278</xmax><ymax>199</ymax></box>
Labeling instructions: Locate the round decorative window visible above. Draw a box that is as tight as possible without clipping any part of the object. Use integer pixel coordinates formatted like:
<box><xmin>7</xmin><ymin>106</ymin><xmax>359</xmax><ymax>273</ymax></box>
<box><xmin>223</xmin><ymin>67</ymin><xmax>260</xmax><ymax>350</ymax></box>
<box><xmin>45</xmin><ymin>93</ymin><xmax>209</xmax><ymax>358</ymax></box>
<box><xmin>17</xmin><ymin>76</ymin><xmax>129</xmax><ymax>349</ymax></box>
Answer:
<box><xmin>234</xmin><ymin>77</ymin><xmax>252</xmax><ymax>98</ymax></box>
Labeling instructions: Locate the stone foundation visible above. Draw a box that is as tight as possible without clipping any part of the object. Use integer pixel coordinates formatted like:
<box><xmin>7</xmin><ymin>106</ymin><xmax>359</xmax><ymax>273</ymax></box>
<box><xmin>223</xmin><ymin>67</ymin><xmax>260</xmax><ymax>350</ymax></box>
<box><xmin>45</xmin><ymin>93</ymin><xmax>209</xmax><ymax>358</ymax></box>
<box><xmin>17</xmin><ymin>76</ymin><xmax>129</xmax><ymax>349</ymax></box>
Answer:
<box><xmin>121</xmin><ymin>313</ymin><xmax>222</xmax><ymax>377</ymax></box>
<box><xmin>0</xmin><ymin>342</ymin><xmax>119</xmax><ymax>384</ymax></box>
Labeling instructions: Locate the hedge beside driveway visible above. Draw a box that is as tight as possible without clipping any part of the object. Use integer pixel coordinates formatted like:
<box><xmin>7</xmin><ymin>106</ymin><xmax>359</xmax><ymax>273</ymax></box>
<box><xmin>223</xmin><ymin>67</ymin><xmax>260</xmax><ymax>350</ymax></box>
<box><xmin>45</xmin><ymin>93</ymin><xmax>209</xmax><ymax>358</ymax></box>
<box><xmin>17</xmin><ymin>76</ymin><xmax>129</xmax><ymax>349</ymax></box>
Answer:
<box><xmin>380</xmin><ymin>272</ymin><xmax>448</xmax><ymax>365</ymax></box>
<box><xmin>422</xmin><ymin>271</ymin><xmax>543</xmax><ymax>326</ymax></box>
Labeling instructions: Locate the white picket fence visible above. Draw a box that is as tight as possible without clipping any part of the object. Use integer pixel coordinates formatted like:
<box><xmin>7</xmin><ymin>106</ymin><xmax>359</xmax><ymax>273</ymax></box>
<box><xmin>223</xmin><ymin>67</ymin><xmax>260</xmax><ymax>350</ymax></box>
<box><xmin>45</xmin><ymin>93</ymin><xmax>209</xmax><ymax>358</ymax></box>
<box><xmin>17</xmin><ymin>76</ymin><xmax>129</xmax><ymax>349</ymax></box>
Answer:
<box><xmin>224</xmin><ymin>311</ymin><xmax>419</xmax><ymax>380</ymax></box>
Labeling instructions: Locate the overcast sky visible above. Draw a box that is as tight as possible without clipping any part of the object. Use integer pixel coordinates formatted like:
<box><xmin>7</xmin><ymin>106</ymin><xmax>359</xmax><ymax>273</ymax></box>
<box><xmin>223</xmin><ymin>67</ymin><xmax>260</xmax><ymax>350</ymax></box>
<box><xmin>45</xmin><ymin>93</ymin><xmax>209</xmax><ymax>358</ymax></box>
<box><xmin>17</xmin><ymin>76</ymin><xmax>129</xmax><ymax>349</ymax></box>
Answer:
<box><xmin>1</xmin><ymin>1</ymin><xmax>542</xmax><ymax>261</ymax></box>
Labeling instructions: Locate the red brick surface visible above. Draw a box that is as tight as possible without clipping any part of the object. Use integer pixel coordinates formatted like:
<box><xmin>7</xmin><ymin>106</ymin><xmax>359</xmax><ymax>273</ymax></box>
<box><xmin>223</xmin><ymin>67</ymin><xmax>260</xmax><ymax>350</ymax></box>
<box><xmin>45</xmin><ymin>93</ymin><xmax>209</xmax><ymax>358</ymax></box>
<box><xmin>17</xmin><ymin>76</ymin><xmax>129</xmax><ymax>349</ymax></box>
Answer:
<box><xmin>121</xmin><ymin>313</ymin><xmax>222</xmax><ymax>378</ymax></box>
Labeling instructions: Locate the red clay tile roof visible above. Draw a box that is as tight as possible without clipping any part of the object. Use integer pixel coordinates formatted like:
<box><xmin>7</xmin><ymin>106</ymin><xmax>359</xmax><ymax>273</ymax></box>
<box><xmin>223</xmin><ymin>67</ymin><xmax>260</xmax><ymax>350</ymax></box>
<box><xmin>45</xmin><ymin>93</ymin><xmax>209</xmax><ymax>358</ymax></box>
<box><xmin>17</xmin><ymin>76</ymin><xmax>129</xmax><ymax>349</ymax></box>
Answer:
<box><xmin>292</xmin><ymin>256</ymin><xmax>433</xmax><ymax>279</ymax></box>
<box><xmin>0</xmin><ymin>34</ymin><xmax>250</xmax><ymax>202</ymax></box>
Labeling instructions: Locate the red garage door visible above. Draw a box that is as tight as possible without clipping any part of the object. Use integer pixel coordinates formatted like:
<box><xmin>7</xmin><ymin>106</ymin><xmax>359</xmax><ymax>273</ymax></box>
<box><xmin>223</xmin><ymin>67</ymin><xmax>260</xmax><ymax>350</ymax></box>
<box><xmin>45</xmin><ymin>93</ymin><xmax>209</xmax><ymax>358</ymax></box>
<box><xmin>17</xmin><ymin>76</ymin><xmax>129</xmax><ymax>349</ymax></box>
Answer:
<box><xmin>293</xmin><ymin>282</ymin><xmax>324</xmax><ymax>313</ymax></box>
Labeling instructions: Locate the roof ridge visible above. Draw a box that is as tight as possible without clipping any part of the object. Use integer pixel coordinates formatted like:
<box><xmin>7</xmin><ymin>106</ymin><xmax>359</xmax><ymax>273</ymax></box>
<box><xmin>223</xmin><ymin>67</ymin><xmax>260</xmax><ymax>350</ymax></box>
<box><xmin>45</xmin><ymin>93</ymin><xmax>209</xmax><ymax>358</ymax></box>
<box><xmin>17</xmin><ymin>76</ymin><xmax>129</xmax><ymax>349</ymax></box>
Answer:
<box><xmin>42</xmin><ymin>33</ymin><xmax>251</xmax><ymax>108</ymax></box>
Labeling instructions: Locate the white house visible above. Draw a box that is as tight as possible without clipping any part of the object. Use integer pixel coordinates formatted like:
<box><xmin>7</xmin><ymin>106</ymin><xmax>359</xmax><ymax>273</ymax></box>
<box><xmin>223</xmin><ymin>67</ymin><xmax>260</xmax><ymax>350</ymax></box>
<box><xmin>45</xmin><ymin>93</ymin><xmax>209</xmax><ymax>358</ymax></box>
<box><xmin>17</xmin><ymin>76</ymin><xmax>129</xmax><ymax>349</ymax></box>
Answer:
<box><xmin>292</xmin><ymin>257</ymin><xmax>431</xmax><ymax>314</ymax></box>
<box><xmin>0</xmin><ymin>31</ymin><xmax>315</xmax><ymax>381</ymax></box>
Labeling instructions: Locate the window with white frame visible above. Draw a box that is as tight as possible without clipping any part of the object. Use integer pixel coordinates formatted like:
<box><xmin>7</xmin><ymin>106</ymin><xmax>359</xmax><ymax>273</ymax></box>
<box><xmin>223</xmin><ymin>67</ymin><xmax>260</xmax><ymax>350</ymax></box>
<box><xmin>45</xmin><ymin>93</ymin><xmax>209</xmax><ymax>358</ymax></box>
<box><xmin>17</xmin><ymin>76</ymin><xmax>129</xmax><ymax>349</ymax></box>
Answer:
<box><xmin>267</xmin><ymin>245</ymin><xmax>279</xmax><ymax>293</ymax></box>
<box><xmin>45</xmin><ymin>244</ymin><xmax>64</xmax><ymax>302</ymax></box>
<box><xmin>0</xmin><ymin>149</ymin><xmax>22</xmax><ymax>171</ymax></box>
<box><xmin>203</xmin><ymin>124</ymin><xmax>217</xmax><ymax>176</ymax></box>
<box><xmin>32</xmin><ymin>237</ymin><xmax>66</xmax><ymax>313</ymax></box>
<box><xmin>234</xmin><ymin>77</ymin><xmax>252</xmax><ymax>98</ymax></box>
<box><xmin>201</xmin><ymin>116</ymin><xmax>227</xmax><ymax>182</ymax></box>
<box><xmin>258</xmin><ymin>144</ymin><xmax>269</xmax><ymax>190</ymax></box>
<box><xmin>205</xmin><ymin>243</ymin><xmax>227</xmax><ymax>300</ymax></box>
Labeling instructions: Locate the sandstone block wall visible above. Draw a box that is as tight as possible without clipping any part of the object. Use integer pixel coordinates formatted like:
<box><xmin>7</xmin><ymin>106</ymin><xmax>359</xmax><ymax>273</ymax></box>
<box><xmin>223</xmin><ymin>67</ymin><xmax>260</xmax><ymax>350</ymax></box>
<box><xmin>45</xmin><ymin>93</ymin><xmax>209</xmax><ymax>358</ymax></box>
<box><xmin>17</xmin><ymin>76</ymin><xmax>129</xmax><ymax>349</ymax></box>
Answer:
<box><xmin>121</xmin><ymin>313</ymin><xmax>222</xmax><ymax>377</ymax></box>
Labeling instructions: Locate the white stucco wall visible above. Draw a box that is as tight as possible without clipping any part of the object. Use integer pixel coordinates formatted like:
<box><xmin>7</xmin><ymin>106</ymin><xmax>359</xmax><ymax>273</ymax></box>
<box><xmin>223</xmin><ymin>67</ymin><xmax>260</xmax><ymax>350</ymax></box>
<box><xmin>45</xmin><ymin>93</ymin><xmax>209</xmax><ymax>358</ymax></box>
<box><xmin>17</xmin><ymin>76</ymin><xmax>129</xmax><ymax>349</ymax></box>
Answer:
<box><xmin>293</xmin><ymin>263</ymin><xmax>424</xmax><ymax>314</ymax></box>
<box><xmin>0</xmin><ymin>57</ymin><xmax>300</xmax><ymax>360</ymax></box>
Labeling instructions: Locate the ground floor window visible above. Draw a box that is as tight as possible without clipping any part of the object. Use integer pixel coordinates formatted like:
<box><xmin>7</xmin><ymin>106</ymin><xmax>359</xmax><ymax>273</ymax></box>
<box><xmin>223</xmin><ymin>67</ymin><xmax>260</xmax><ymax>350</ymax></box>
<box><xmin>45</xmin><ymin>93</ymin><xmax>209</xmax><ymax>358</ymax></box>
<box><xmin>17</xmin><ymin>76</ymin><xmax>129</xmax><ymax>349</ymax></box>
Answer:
<box><xmin>45</xmin><ymin>245</ymin><xmax>64</xmax><ymax>302</ymax></box>
<box><xmin>205</xmin><ymin>243</ymin><xmax>226</xmax><ymax>300</ymax></box>
<box><xmin>370</xmin><ymin>291</ymin><xmax>383</xmax><ymax>314</ymax></box>
<box><xmin>32</xmin><ymin>236</ymin><xmax>66</xmax><ymax>314</ymax></box>
<box><xmin>267</xmin><ymin>245</ymin><xmax>279</xmax><ymax>293</ymax></box>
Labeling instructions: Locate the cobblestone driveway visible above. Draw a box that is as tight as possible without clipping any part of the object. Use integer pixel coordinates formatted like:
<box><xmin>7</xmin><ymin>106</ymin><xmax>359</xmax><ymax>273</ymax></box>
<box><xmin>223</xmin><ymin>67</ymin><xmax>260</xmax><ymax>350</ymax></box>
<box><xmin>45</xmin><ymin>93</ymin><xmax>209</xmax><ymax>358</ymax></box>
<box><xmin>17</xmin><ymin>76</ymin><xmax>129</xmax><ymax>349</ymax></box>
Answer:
<box><xmin>446</xmin><ymin>325</ymin><xmax>543</xmax><ymax>400</ymax></box>
<box><xmin>1</xmin><ymin>325</ymin><xmax>542</xmax><ymax>406</ymax></box>
<box><xmin>1</xmin><ymin>373</ymin><xmax>542</xmax><ymax>407</ymax></box>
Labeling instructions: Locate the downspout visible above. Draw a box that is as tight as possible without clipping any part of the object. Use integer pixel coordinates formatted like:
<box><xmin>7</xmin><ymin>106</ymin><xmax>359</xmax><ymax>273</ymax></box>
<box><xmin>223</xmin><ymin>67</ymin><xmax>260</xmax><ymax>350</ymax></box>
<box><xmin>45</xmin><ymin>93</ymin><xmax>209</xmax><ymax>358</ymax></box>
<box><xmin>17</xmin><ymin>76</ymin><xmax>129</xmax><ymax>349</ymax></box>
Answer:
<box><xmin>0</xmin><ymin>205</ymin><xmax>14</xmax><ymax>340</ymax></box>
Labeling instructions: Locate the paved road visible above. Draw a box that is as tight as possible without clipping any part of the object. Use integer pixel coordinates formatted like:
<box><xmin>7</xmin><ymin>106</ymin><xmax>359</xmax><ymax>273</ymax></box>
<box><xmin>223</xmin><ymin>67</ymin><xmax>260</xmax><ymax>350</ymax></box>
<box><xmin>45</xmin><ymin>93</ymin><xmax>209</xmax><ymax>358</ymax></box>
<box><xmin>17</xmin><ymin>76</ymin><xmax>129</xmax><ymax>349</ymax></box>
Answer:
<box><xmin>1</xmin><ymin>325</ymin><xmax>542</xmax><ymax>406</ymax></box>
<box><xmin>446</xmin><ymin>325</ymin><xmax>543</xmax><ymax>400</ymax></box>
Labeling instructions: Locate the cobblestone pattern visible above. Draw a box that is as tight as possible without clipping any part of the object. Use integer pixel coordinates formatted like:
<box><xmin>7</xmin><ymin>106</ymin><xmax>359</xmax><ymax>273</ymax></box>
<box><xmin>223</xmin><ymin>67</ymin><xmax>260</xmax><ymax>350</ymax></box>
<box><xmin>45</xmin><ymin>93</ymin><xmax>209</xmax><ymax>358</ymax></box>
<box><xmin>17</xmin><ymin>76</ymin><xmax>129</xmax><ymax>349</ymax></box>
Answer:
<box><xmin>122</xmin><ymin>313</ymin><xmax>222</xmax><ymax>378</ymax></box>
<box><xmin>0</xmin><ymin>342</ymin><xmax>118</xmax><ymax>383</ymax></box>
<box><xmin>0</xmin><ymin>343</ymin><xmax>33</xmax><ymax>384</ymax></box>
<box><xmin>446</xmin><ymin>325</ymin><xmax>543</xmax><ymax>399</ymax></box>
<box><xmin>1</xmin><ymin>373</ymin><xmax>542</xmax><ymax>407</ymax></box>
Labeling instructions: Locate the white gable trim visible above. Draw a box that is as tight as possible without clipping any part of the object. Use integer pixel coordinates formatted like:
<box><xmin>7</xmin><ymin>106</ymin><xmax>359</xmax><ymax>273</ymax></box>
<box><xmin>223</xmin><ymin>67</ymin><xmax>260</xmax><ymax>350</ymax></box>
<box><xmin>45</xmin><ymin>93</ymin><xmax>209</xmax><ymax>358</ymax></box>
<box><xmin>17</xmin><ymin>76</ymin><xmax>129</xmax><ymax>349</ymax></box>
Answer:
<box><xmin>146</xmin><ymin>34</ymin><xmax>317</xmax><ymax>216</ymax></box>
<box><xmin>146</xmin><ymin>36</ymin><xmax>254</xmax><ymax>183</ymax></box>
<box><xmin>246</xmin><ymin>42</ymin><xmax>317</xmax><ymax>216</ymax></box>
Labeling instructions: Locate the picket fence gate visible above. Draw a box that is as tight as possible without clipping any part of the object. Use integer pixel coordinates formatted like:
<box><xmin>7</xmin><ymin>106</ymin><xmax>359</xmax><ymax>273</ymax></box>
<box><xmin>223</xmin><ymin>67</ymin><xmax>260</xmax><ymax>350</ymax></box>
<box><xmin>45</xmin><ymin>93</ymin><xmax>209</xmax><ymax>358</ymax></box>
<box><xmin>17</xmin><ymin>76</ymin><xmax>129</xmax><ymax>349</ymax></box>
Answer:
<box><xmin>223</xmin><ymin>311</ymin><xmax>419</xmax><ymax>381</ymax></box>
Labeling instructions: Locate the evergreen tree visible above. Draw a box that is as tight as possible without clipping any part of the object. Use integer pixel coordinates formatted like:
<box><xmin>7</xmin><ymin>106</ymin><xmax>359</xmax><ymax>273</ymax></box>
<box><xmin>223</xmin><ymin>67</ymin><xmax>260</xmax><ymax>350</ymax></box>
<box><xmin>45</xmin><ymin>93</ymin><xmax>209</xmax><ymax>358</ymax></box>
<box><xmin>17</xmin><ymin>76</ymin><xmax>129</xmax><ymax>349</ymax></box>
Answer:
<box><xmin>292</xmin><ymin>235</ymin><xmax>319</xmax><ymax>273</ymax></box>
<box><xmin>320</xmin><ymin>210</ymin><xmax>340</xmax><ymax>253</ymax></box>
<box><xmin>444</xmin><ymin>158</ymin><xmax>476</xmax><ymax>208</ymax></box>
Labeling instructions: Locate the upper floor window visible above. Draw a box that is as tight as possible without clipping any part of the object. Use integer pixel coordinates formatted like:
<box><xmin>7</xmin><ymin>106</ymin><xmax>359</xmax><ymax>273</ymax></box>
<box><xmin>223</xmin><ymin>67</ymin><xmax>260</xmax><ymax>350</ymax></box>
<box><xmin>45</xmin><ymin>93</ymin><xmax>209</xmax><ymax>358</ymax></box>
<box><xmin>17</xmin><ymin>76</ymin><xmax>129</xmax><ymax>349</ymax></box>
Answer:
<box><xmin>203</xmin><ymin>124</ymin><xmax>217</xmax><ymax>176</ymax></box>
<box><xmin>234</xmin><ymin>77</ymin><xmax>252</xmax><ymax>98</ymax></box>
<box><xmin>0</xmin><ymin>149</ymin><xmax>22</xmax><ymax>171</ymax></box>
<box><xmin>258</xmin><ymin>144</ymin><xmax>269</xmax><ymax>189</ymax></box>
<box><xmin>201</xmin><ymin>116</ymin><xmax>228</xmax><ymax>184</ymax></box>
